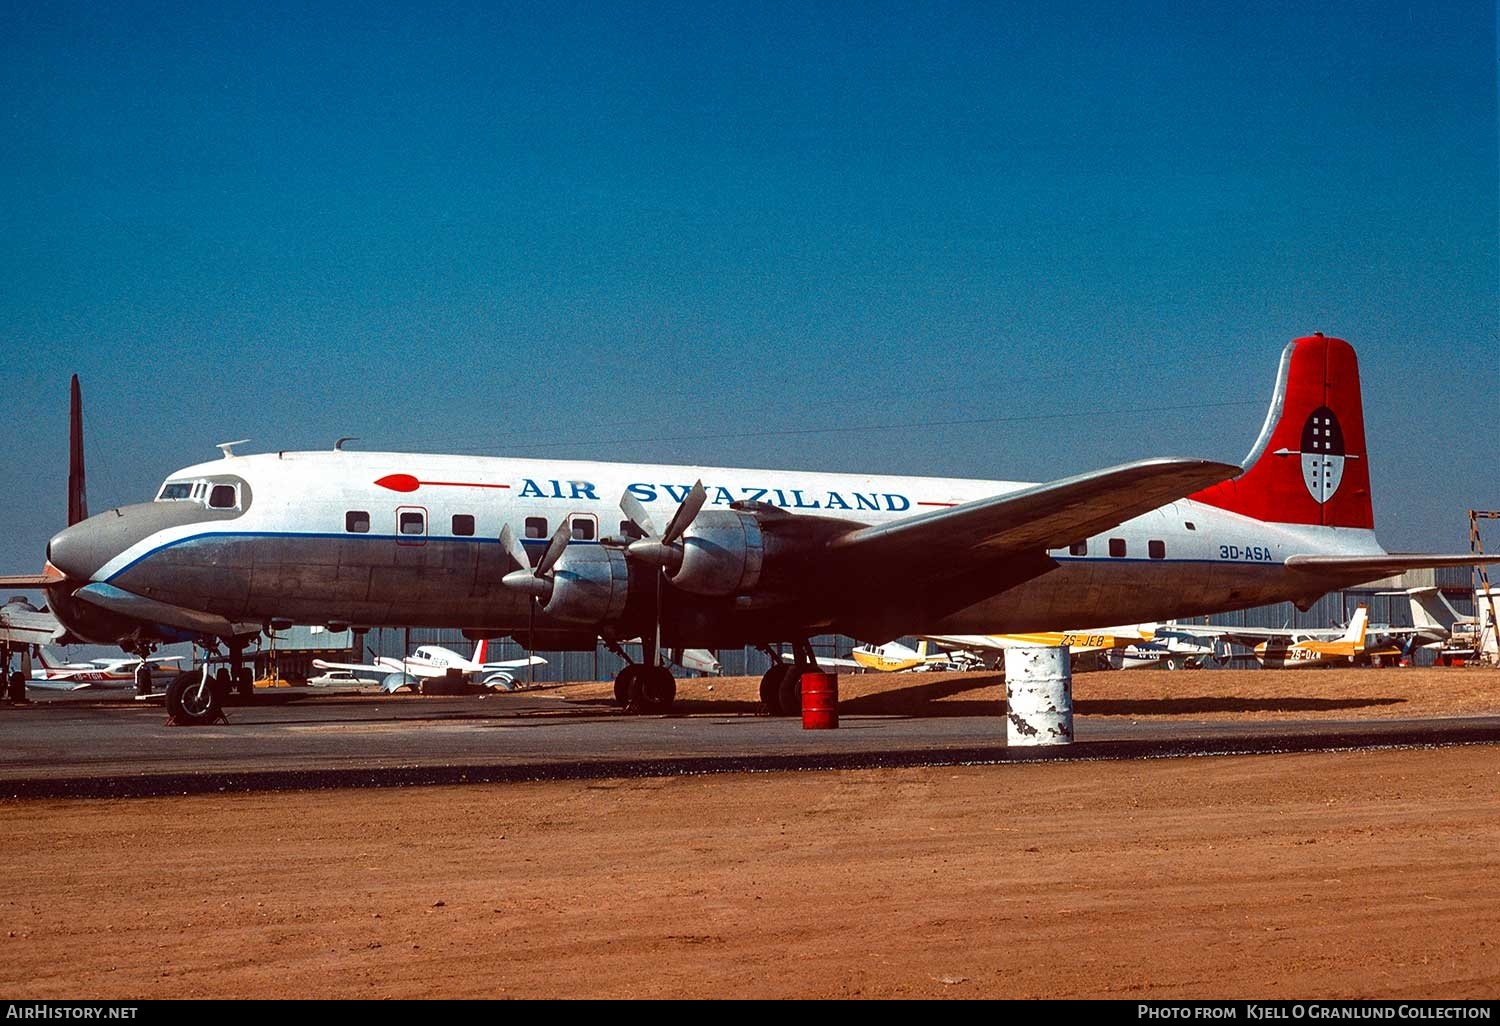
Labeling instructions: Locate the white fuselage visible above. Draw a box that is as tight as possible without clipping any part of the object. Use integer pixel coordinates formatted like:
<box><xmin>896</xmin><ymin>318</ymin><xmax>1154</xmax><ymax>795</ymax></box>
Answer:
<box><xmin>59</xmin><ymin>449</ymin><xmax>1389</xmax><ymax>647</ymax></box>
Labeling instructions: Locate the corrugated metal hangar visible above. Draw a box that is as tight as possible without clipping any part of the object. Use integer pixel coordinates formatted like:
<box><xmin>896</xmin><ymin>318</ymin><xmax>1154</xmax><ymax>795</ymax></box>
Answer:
<box><xmin>262</xmin><ymin>566</ymin><xmax>1486</xmax><ymax>682</ymax></box>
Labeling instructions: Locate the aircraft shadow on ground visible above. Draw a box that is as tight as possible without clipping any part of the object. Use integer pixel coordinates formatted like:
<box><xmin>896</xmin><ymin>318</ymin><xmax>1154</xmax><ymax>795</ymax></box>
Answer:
<box><xmin>1074</xmin><ymin>696</ymin><xmax>1407</xmax><ymax>716</ymax></box>
<box><xmin>824</xmin><ymin>675</ymin><xmax>1409</xmax><ymax>719</ymax></box>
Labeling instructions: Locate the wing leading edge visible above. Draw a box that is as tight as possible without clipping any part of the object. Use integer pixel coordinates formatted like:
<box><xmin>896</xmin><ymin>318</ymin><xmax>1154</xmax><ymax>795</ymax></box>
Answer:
<box><xmin>829</xmin><ymin>457</ymin><xmax>1240</xmax><ymax>569</ymax></box>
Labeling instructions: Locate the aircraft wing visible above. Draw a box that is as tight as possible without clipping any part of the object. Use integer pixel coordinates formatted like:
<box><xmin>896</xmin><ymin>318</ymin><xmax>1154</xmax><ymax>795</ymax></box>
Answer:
<box><xmin>480</xmin><ymin>656</ymin><xmax>548</xmax><ymax>672</ymax></box>
<box><xmin>0</xmin><ymin>607</ymin><xmax>65</xmax><ymax>646</ymax></box>
<box><xmin>24</xmin><ymin>678</ymin><xmax>97</xmax><ymax>691</ymax></box>
<box><xmin>311</xmin><ymin>658</ymin><xmax>389</xmax><ymax>674</ymax></box>
<box><xmin>0</xmin><ymin>570</ymin><xmax>65</xmax><ymax>588</ymax></box>
<box><xmin>1165</xmin><ymin>622</ymin><xmax>1350</xmax><ymax>647</ymax></box>
<box><xmin>829</xmin><ymin>458</ymin><xmax>1239</xmax><ymax>570</ymax></box>
<box><xmin>72</xmin><ymin>583</ymin><xmax>261</xmax><ymax>638</ymax></box>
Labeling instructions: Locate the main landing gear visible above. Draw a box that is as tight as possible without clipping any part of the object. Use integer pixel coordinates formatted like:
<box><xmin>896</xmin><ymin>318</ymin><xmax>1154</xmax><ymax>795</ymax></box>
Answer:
<box><xmin>605</xmin><ymin>639</ymin><xmax>677</xmax><ymax>714</ymax></box>
<box><xmin>758</xmin><ymin>640</ymin><xmax>822</xmax><ymax>717</ymax></box>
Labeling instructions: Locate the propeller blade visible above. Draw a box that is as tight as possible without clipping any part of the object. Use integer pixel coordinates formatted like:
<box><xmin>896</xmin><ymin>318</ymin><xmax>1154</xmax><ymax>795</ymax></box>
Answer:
<box><xmin>535</xmin><ymin>520</ymin><xmax>572</xmax><ymax>578</ymax></box>
<box><xmin>619</xmin><ymin>489</ymin><xmax>659</xmax><ymax>539</ymax></box>
<box><xmin>660</xmin><ymin>480</ymin><xmax>707</xmax><ymax>546</ymax></box>
<box><xmin>498</xmin><ymin>524</ymin><xmax>530</xmax><ymax>571</ymax></box>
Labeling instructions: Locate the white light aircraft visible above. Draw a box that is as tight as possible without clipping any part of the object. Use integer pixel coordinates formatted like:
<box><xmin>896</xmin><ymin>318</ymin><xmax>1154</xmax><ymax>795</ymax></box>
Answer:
<box><xmin>6</xmin><ymin>335</ymin><xmax>1493</xmax><ymax>723</ymax></box>
<box><xmin>314</xmin><ymin>639</ymin><xmax>545</xmax><ymax>693</ymax></box>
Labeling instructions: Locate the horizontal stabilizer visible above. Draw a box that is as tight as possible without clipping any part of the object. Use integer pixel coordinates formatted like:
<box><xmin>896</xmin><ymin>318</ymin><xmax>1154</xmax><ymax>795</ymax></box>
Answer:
<box><xmin>1285</xmin><ymin>553</ymin><xmax>1496</xmax><ymax>585</ymax></box>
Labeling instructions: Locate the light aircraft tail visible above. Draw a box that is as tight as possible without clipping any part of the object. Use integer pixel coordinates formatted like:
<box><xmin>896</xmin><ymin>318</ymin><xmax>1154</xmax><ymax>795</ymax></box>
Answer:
<box><xmin>1340</xmin><ymin>606</ymin><xmax>1369</xmax><ymax>649</ymax></box>
<box><xmin>1191</xmin><ymin>334</ymin><xmax>1373</xmax><ymax>529</ymax></box>
<box><xmin>472</xmin><ymin>638</ymin><xmax>488</xmax><ymax>665</ymax></box>
<box><xmin>34</xmin><ymin>646</ymin><xmax>62</xmax><ymax>671</ymax></box>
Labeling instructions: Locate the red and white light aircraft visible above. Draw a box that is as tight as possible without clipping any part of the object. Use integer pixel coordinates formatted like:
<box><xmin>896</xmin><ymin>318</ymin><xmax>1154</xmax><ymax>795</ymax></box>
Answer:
<box><xmin>26</xmin><ymin>647</ymin><xmax>184</xmax><ymax>690</ymax></box>
<box><xmin>5</xmin><ymin>335</ymin><xmax>1491</xmax><ymax>723</ymax></box>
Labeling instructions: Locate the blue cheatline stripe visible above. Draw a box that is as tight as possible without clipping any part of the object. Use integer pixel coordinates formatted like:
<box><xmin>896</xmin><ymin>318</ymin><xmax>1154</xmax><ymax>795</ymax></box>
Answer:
<box><xmin>104</xmin><ymin>530</ymin><xmax>1293</xmax><ymax>584</ymax></box>
<box><xmin>104</xmin><ymin>530</ymin><xmax>604</xmax><ymax>582</ymax></box>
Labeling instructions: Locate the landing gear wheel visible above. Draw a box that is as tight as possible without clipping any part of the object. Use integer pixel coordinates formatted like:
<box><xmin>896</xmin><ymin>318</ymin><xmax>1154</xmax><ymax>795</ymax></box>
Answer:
<box><xmin>133</xmin><ymin>662</ymin><xmax>152</xmax><ymax>697</ymax></box>
<box><xmin>613</xmin><ymin>666</ymin><xmax>640</xmax><ymax>707</ymax></box>
<box><xmin>627</xmin><ymin>666</ymin><xmax>677</xmax><ymax>714</ymax></box>
<box><xmin>233</xmin><ymin>666</ymin><xmax>254</xmax><ymax>699</ymax></box>
<box><xmin>778</xmin><ymin>668</ymin><xmax>803</xmax><ymax>717</ymax></box>
<box><xmin>759</xmin><ymin>665</ymin><xmax>791</xmax><ymax>716</ymax></box>
<box><xmin>166</xmin><ymin>670</ymin><xmax>224</xmax><ymax>726</ymax></box>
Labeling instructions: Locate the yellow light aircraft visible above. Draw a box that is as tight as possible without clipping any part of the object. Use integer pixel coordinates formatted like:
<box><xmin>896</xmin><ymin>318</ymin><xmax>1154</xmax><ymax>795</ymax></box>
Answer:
<box><xmin>848</xmin><ymin>640</ymin><xmax>981</xmax><ymax>673</ymax></box>
<box><xmin>1251</xmin><ymin>606</ymin><xmax>1398</xmax><ymax>668</ymax></box>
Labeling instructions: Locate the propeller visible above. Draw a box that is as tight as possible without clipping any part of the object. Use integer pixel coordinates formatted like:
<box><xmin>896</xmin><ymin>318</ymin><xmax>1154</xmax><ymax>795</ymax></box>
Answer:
<box><xmin>500</xmin><ymin>520</ymin><xmax>572</xmax><ymax>686</ymax></box>
<box><xmin>619</xmin><ymin>480</ymin><xmax>707</xmax><ymax>571</ymax></box>
<box><xmin>613</xmin><ymin>481</ymin><xmax>707</xmax><ymax>673</ymax></box>
<box><xmin>500</xmin><ymin>521</ymin><xmax>572</xmax><ymax>602</ymax></box>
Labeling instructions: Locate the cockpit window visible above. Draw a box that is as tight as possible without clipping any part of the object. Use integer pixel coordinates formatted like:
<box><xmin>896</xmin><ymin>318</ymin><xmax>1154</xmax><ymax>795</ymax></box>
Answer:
<box><xmin>208</xmin><ymin>484</ymin><xmax>238</xmax><ymax>509</ymax></box>
<box><xmin>158</xmin><ymin>482</ymin><xmax>194</xmax><ymax>500</ymax></box>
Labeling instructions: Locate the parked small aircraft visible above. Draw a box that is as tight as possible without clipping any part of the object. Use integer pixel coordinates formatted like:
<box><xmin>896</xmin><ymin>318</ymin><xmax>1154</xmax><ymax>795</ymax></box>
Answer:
<box><xmin>1250</xmin><ymin>606</ymin><xmax>1391</xmax><ymax>668</ymax></box>
<box><xmin>314</xmin><ymin>640</ymin><xmax>545</xmax><ymax>692</ymax></box>
<box><xmin>849</xmin><ymin>639</ymin><xmax>983</xmax><ymax>673</ymax></box>
<box><xmin>26</xmin><ymin>646</ymin><xmax>183</xmax><ymax>690</ymax></box>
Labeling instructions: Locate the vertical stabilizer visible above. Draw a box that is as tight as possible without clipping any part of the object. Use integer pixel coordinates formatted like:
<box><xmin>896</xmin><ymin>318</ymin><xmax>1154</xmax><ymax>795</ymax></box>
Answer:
<box><xmin>68</xmin><ymin>375</ymin><xmax>88</xmax><ymax>526</ymax></box>
<box><xmin>1340</xmin><ymin>606</ymin><xmax>1369</xmax><ymax>649</ymax></box>
<box><xmin>1191</xmin><ymin>335</ymin><xmax>1373</xmax><ymax>528</ymax></box>
<box><xmin>1407</xmin><ymin>587</ymin><xmax>1464</xmax><ymax>633</ymax></box>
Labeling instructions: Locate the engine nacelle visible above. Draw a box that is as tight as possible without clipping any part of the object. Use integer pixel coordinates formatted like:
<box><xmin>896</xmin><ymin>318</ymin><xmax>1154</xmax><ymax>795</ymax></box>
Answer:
<box><xmin>668</xmin><ymin>510</ymin><xmax>764</xmax><ymax>597</ymax></box>
<box><xmin>542</xmin><ymin>545</ymin><xmax>631</xmax><ymax>625</ymax></box>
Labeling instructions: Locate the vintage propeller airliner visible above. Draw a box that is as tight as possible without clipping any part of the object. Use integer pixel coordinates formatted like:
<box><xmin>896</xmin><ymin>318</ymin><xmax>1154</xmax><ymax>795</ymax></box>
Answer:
<box><xmin>4</xmin><ymin>335</ymin><xmax>1488</xmax><ymax>723</ymax></box>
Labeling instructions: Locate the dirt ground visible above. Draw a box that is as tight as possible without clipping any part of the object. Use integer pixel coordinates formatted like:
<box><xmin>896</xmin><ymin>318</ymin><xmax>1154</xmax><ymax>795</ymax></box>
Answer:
<box><xmin>3</xmin><ymin>666</ymin><xmax>1499</xmax><ymax>1000</ymax></box>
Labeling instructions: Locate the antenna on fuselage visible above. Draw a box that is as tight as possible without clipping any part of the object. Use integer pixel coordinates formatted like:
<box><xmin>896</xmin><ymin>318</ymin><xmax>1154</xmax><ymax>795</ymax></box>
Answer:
<box><xmin>216</xmin><ymin>439</ymin><xmax>251</xmax><ymax>459</ymax></box>
<box><xmin>334</xmin><ymin>437</ymin><xmax>359</xmax><ymax>451</ymax></box>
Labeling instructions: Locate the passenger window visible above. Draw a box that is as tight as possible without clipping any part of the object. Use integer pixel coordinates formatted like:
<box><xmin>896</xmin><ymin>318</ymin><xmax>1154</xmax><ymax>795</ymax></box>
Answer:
<box><xmin>452</xmin><ymin>514</ymin><xmax>475</xmax><ymax>537</ymax></box>
<box><xmin>1109</xmin><ymin>538</ymin><xmax>1127</xmax><ymax>558</ymax></box>
<box><xmin>1069</xmin><ymin>541</ymin><xmax>1087</xmax><ymax>557</ymax></box>
<box><xmin>346</xmin><ymin>511</ymin><xmax>370</xmax><ymax>533</ymax></box>
<box><xmin>525</xmin><ymin>517</ymin><xmax>547</xmax><ymax>539</ymax></box>
<box><xmin>619</xmin><ymin>519</ymin><xmax>646</xmax><ymax>540</ymax></box>
<box><xmin>400</xmin><ymin>511</ymin><xmax>425</xmax><ymax>535</ymax></box>
<box><xmin>208</xmin><ymin>484</ymin><xmax>237</xmax><ymax>509</ymax></box>
<box><xmin>571</xmin><ymin>517</ymin><xmax>596</xmax><ymax>541</ymax></box>
<box><xmin>1148</xmin><ymin>540</ymin><xmax>1166</xmax><ymax>559</ymax></box>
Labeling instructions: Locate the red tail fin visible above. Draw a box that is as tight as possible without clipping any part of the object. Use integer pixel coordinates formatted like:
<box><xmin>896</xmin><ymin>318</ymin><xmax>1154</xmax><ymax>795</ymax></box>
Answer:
<box><xmin>1191</xmin><ymin>334</ymin><xmax>1373</xmax><ymax>528</ymax></box>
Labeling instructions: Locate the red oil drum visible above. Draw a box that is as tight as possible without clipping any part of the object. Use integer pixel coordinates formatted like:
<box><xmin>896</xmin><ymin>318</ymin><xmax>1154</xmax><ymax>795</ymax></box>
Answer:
<box><xmin>801</xmin><ymin>672</ymin><xmax>838</xmax><ymax>730</ymax></box>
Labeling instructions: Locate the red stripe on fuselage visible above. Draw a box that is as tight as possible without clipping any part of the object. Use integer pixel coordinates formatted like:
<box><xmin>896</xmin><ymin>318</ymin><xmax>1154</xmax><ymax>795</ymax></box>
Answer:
<box><xmin>375</xmin><ymin>473</ymin><xmax>511</xmax><ymax>492</ymax></box>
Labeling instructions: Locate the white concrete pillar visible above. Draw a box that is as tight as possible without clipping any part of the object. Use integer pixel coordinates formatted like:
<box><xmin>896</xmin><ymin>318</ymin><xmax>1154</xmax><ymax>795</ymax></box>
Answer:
<box><xmin>1004</xmin><ymin>645</ymin><xmax>1073</xmax><ymax>746</ymax></box>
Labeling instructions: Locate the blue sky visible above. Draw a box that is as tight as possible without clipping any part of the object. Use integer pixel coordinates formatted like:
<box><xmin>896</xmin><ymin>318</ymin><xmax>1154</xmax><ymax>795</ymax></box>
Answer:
<box><xmin>1</xmin><ymin>0</ymin><xmax>1495</xmax><ymax>585</ymax></box>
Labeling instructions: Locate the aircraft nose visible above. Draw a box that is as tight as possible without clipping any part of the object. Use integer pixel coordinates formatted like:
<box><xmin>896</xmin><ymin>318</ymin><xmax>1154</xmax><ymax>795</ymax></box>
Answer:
<box><xmin>46</xmin><ymin>510</ymin><xmax>133</xmax><ymax>582</ymax></box>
